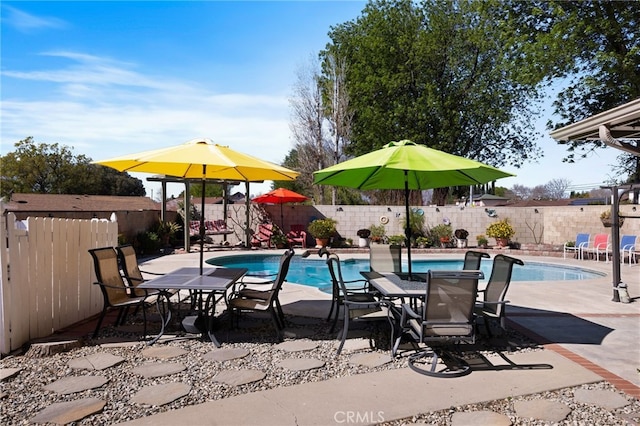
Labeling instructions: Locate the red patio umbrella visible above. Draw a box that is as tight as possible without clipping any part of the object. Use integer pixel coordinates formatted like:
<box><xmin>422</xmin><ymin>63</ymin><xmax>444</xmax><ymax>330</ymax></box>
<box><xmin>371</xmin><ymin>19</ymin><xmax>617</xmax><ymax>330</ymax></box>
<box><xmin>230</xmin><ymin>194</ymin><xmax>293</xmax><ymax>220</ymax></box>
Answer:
<box><xmin>252</xmin><ymin>188</ymin><xmax>309</xmax><ymax>228</ymax></box>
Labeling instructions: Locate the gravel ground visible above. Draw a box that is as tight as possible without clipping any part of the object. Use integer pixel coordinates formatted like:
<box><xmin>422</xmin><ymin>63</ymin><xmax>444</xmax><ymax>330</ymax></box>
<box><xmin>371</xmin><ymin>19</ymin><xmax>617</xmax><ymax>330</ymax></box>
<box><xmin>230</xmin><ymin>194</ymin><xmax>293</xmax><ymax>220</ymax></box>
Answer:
<box><xmin>1</xmin><ymin>311</ymin><xmax>638</xmax><ymax>425</ymax></box>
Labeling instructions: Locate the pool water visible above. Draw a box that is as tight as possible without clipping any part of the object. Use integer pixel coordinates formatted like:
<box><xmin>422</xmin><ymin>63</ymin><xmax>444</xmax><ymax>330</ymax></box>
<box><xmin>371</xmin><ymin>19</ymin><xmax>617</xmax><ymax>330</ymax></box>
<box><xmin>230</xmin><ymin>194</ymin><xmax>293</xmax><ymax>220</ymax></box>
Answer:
<box><xmin>207</xmin><ymin>254</ymin><xmax>605</xmax><ymax>293</ymax></box>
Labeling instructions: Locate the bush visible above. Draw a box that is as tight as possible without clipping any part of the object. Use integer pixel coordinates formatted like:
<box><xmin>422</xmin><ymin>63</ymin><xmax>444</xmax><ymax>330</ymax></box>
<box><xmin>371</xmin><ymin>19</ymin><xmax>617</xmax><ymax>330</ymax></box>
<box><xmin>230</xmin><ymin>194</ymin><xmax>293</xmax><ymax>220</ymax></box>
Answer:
<box><xmin>369</xmin><ymin>224</ymin><xmax>386</xmax><ymax>243</ymax></box>
<box><xmin>429</xmin><ymin>224</ymin><xmax>453</xmax><ymax>241</ymax></box>
<box><xmin>486</xmin><ymin>219</ymin><xmax>515</xmax><ymax>239</ymax></box>
<box><xmin>307</xmin><ymin>218</ymin><xmax>337</xmax><ymax>239</ymax></box>
<box><xmin>134</xmin><ymin>231</ymin><xmax>160</xmax><ymax>255</ymax></box>
<box><xmin>387</xmin><ymin>235</ymin><xmax>405</xmax><ymax>246</ymax></box>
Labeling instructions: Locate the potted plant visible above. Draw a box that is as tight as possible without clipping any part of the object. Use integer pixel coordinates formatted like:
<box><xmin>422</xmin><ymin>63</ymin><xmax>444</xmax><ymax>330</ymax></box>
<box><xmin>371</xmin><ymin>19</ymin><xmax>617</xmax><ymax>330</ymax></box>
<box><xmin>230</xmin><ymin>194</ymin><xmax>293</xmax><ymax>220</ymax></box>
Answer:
<box><xmin>476</xmin><ymin>234</ymin><xmax>489</xmax><ymax>248</ymax></box>
<box><xmin>307</xmin><ymin>218</ymin><xmax>337</xmax><ymax>247</ymax></box>
<box><xmin>270</xmin><ymin>226</ymin><xmax>289</xmax><ymax>248</ymax></box>
<box><xmin>429</xmin><ymin>224</ymin><xmax>453</xmax><ymax>248</ymax></box>
<box><xmin>454</xmin><ymin>229</ymin><xmax>469</xmax><ymax>248</ymax></box>
<box><xmin>600</xmin><ymin>210</ymin><xmax>624</xmax><ymax>227</ymax></box>
<box><xmin>156</xmin><ymin>220</ymin><xmax>181</xmax><ymax>249</ymax></box>
<box><xmin>387</xmin><ymin>234</ymin><xmax>406</xmax><ymax>246</ymax></box>
<box><xmin>486</xmin><ymin>219</ymin><xmax>515</xmax><ymax>247</ymax></box>
<box><xmin>357</xmin><ymin>228</ymin><xmax>371</xmax><ymax>248</ymax></box>
<box><xmin>369</xmin><ymin>224</ymin><xmax>386</xmax><ymax>244</ymax></box>
<box><xmin>415</xmin><ymin>236</ymin><xmax>431</xmax><ymax>248</ymax></box>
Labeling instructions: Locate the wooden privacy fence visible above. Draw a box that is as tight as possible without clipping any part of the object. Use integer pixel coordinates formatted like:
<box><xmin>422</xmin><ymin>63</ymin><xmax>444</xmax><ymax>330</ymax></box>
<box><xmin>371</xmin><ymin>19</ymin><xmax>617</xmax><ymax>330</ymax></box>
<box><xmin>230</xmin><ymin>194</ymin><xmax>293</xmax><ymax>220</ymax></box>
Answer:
<box><xmin>0</xmin><ymin>213</ymin><xmax>118</xmax><ymax>354</ymax></box>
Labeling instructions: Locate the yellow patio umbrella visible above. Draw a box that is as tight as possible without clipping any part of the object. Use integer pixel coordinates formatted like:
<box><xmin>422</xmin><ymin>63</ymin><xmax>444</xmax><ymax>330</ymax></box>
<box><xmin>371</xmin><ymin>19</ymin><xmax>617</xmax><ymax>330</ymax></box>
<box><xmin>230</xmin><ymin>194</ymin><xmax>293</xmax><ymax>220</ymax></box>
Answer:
<box><xmin>94</xmin><ymin>138</ymin><xmax>299</xmax><ymax>273</ymax></box>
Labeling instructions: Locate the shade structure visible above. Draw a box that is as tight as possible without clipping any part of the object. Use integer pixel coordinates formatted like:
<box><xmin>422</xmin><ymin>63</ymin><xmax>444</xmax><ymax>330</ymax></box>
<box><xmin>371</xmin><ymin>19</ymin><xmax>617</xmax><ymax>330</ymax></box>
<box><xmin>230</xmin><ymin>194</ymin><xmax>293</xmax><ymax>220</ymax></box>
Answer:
<box><xmin>313</xmin><ymin>140</ymin><xmax>514</xmax><ymax>278</ymax></box>
<box><xmin>95</xmin><ymin>138</ymin><xmax>299</xmax><ymax>273</ymax></box>
<box><xmin>252</xmin><ymin>188</ymin><xmax>309</xmax><ymax>228</ymax></box>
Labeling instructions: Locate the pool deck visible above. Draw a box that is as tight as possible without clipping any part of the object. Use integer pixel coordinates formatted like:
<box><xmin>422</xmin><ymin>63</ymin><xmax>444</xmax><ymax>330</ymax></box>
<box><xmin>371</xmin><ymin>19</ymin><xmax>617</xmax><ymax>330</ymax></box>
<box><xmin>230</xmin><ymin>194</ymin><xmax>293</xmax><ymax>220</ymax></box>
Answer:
<box><xmin>141</xmin><ymin>248</ymin><xmax>640</xmax><ymax>392</ymax></box>
<box><xmin>34</xmin><ymin>248</ymin><xmax>639</xmax><ymax>424</ymax></box>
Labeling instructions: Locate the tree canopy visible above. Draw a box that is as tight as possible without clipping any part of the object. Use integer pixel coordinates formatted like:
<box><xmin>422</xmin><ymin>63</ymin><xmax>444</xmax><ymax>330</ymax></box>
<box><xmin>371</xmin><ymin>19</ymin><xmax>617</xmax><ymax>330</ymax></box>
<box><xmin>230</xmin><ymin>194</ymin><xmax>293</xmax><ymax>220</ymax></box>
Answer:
<box><xmin>0</xmin><ymin>137</ymin><xmax>145</xmax><ymax>198</ymax></box>
<box><xmin>538</xmin><ymin>1</ymin><xmax>640</xmax><ymax>182</ymax></box>
<box><xmin>323</xmin><ymin>0</ymin><xmax>544</xmax><ymax>166</ymax></box>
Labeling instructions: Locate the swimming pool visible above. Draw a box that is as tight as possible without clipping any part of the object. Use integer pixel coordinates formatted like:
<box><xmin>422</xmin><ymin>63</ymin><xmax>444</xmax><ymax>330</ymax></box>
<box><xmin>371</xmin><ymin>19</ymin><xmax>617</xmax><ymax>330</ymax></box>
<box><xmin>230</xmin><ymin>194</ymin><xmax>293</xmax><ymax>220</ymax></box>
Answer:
<box><xmin>207</xmin><ymin>254</ymin><xmax>605</xmax><ymax>293</ymax></box>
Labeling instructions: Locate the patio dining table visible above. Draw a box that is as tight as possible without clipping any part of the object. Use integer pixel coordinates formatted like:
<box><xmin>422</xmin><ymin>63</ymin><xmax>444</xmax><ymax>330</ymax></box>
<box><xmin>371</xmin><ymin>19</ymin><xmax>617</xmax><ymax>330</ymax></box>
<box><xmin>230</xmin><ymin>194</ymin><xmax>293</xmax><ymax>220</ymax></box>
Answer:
<box><xmin>138</xmin><ymin>266</ymin><xmax>247</xmax><ymax>346</ymax></box>
<box><xmin>361</xmin><ymin>271</ymin><xmax>427</xmax><ymax>300</ymax></box>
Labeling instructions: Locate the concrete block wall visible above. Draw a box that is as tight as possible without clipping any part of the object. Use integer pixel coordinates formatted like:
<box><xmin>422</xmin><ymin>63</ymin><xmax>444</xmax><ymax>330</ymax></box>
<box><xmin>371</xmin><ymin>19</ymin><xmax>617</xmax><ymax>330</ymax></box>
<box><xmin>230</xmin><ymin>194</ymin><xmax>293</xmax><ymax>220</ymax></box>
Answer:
<box><xmin>202</xmin><ymin>203</ymin><xmax>640</xmax><ymax>247</ymax></box>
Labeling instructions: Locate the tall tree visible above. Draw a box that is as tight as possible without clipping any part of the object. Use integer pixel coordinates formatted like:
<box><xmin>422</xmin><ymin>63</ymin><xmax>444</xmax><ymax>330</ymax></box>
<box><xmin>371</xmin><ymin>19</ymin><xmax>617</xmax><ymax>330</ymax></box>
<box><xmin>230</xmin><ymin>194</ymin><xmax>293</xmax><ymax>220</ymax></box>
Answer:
<box><xmin>324</xmin><ymin>0</ymin><xmax>544</xmax><ymax>204</ymax></box>
<box><xmin>537</xmin><ymin>1</ymin><xmax>640</xmax><ymax>180</ymax></box>
<box><xmin>321</xmin><ymin>51</ymin><xmax>354</xmax><ymax>205</ymax></box>
<box><xmin>289</xmin><ymin>56</ymin><xmax>332</xmax><ymax>204</ymax></box>
<box><xmin>0</xmin><ymin>137</ymin><xmax>145</xmax><ymax>198</ymax></box>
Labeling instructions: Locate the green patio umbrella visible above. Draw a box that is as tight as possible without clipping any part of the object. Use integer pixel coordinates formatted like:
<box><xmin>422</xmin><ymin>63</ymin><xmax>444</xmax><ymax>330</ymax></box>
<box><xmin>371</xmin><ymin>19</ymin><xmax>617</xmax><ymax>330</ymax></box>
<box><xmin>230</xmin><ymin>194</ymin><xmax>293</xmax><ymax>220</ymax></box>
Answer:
<box><xmin>313</xmin><ymin>140</ymin><xmax>514</xmax><ymax>278</ymax></box>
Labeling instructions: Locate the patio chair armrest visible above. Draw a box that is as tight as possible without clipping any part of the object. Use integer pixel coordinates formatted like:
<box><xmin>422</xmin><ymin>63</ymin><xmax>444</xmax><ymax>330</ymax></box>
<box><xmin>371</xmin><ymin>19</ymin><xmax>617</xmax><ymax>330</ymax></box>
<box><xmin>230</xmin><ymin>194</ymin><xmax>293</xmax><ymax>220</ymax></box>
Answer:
<box><xmin>399</xmin><ymin>302</ymin><xmax>420</xmax><ymax>327</ymax></box>
<box><xmin>241</xmin><ymin>272</ymin><xmax>277</xmax><ymax>281</ymax></box>
<box><xmin>92</xmin><ymin>281</ymin><xmax>145</xmax><ymax>295</ymax></box>
<box><xmin>476</xmin><ymin>300</ymin><xmax>510</xmax><ymax>306</ymax></box>
<box><xmin>123</xmin><ymin>274</ymin><xmax>144</xmax><ymax>285</ymax></box>
<box><xmin>139</xmin><ymin>269</ymin><xmax>164</xmax><ymax>276</ymax></box>
<box><xmin>343</xmin><ymin>279</ymin><xmax>370</xmax><ymax>291</ymax></box>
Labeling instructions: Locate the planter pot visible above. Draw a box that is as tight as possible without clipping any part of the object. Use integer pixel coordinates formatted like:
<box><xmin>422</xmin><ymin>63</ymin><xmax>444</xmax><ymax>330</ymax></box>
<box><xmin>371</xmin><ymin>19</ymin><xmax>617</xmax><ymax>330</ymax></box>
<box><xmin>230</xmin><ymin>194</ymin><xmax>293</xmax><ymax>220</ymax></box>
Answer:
<box><xmin>495</xmin><ymin>237</ymin><xmax>509</xmax><ymax>248</ymax></box>
<box><xmin>601</xmin><ymin>217</ymin><xmax>624</xmax><ymax>228</ymax></box>
<box><xmin>456</xmin><ymin>239</ymin><xmax>468</xmax><ymax>249</ymax></box>
<box><xmin>315</xmin><ymin>238</ymin><xmax>329</xmax><ymax>248</ymax></box>
<box><xmin>358</xmin><ymin>237</ymin><xmax>370</xmax><ymax>248</ymax></box>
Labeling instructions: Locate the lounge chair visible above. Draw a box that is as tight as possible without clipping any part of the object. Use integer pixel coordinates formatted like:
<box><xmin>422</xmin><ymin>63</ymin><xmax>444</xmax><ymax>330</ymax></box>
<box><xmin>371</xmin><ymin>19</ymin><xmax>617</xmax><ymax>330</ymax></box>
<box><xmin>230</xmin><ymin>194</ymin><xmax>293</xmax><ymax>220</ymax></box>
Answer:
<box><xmin>251</xmin><ymin>223</ymin><xmax>275</xmax><ymax>248</ymax></box>
<box><xmin>286</xmin><ymin>224</ymin><xmax>307</xmax><ymax>248</ymax></box>
<box><xmin>609</xmin><ymin>235</ymin><xmax>637</xmax><ymax>264</ymax></box>
<box><xmin>475</xmin><ymin>254</ymin><xmax>524</xmax><ymax>336</ymax></box>
<box><xmin>369</xmin><ymin>244</ymin><xmax>402</xmax><ymax>273</ymax></box>
<box><xmin>188</xmin><ymin>220</ymin><xmax>200</xmax><ymax>237</ymax></box>
<box><xmin>327</xmin><ymin>253</ymin><xmax>390</xmax><ymax>356</ymax></box>
<box><xmin>584</xmin><ymin>233</ymin><xmax>609</xmax><ymax>261</ymax></box>
<box><xmin>88</xmin><ymin>247</ymin><xmax>148</xmax><ymax>339</ymax></box>
<box><xmin>228</xmin><ymin>249</ymin><xmax>294</xmax><ymax>340</ymax></box>
<box><xmin>205</xmin><ymin>219</ymin><xmax>233</xmax><ymax>236</ymax></box>
<box><xmin>463</xmin><ymin>250</ymin><xmax>490</xmax><ymax>270</ymax></box>
<box><xmin>564</xmin><ymin>233</ymin><xmax>590</xmax><ymax>260</ymax></box>
<box><xmin>395</xmin><ymin>270</ymin><xmax>484</xmax><ymax>377</ymax></box>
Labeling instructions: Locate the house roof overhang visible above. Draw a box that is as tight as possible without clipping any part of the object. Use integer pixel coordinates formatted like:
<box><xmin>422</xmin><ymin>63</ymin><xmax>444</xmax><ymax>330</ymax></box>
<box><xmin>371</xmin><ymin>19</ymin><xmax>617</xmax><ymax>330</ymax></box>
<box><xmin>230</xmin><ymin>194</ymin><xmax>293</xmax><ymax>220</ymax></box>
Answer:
<box><xmin>549</xmin><ymin>98</ymin><xmax>640</xmax><ymax>156</ymax></box>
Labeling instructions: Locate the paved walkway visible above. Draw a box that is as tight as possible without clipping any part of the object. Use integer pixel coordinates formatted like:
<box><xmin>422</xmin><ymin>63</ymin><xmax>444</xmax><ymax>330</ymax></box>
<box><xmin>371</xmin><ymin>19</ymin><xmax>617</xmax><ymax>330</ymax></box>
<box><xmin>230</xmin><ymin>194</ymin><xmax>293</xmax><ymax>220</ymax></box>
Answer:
<box><xmin>13</xmin><ymin>249</ymin><xmax>640</xmax><ymax>424</ymax></box>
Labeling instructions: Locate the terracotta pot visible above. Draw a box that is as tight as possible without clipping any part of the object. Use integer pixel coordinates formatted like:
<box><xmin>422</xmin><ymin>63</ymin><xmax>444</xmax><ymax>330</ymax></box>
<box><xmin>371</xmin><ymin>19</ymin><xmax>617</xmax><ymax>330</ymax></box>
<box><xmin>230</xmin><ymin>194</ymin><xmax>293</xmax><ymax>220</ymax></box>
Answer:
<box><xmin>315</xmin><ymin>238</ymin><xmax>329</xmax><ymax>248</ymax></box>
<box><xmin>495</xmin><ymin>237</ymin><xmax>509</xmax><ymax>247</ymax></box>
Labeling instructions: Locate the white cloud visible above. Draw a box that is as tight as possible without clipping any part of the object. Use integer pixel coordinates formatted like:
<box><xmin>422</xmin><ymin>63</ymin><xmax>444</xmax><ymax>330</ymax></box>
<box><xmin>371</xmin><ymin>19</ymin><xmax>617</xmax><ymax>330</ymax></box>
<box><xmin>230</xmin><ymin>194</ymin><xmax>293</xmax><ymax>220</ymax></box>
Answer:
<box><xmin>2</xmin><ymin>5</ymin><xmax>67</xmax><ymax>33</ymax></box>
<box><xmin>1</xmin><ymin>50</ymin><xmax>295</xmax><ymax>198</ymax></box>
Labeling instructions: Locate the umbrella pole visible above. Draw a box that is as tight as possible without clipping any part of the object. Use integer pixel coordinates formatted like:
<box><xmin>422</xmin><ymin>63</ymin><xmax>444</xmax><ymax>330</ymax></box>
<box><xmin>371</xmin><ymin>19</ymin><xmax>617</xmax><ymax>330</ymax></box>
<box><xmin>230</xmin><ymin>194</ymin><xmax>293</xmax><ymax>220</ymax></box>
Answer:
<box><xmin>200</xmin><ymin>168</ymin><xmax>206</xmax><ymax>275</ymax></box>
<box><xmin>280</xmin><ymin>204</ymin><xmax>284</xmax><ymax>230</ymax></box>
<box><xmin>404</xmin><ymin>171</ymin><xmax>412</xmax><ymax>279</ymax></box>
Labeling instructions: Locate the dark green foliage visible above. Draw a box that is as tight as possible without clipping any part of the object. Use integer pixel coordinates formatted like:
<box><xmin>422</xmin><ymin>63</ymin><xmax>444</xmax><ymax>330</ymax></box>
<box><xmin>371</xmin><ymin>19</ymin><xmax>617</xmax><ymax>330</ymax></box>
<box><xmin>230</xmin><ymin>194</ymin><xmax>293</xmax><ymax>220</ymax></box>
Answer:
<box><xmin>323</xmin><ymin>0</ymin><xmax>543</xmax><ymax>168</ymax></box>
<box><xmin>1</xmin><ymin>137</ymin><xmax>145</xmax><ymax>197</ymax></box>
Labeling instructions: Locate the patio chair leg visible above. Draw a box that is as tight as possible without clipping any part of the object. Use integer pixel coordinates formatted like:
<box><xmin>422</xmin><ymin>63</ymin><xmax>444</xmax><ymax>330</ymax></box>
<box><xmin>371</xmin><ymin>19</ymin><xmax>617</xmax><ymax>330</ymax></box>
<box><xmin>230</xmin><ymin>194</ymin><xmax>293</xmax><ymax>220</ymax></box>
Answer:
<box><xmin>335</xmin><ymin>311</ymin><xmax>349</xmax><ymax>356</ymax></box>
<box><xmin>93</xmin><ymin>309</ymin><xmax>108</xmax><ymax>338</ymax></box>
<box><xmin>326</xmin><ymin>297</ymin><xmax>335</xmax><ymax>322</ymax></box>
<box><xmin>274</xmin><ymin>299</ymin><xmax>285</xmax><ymax>328</ymax></box>
<box><xmin>141</xmin><ymin>302</ymin><xmax>147</xmax><ymax>340</ymax></box>
<box><xmin>329</xmin><ymin>303</ymin><xmax>341</xmax><ymax>333</ymax></box>
<box><xmin>270</xmin><ymin>309</ymin><xmax>283</xmax><ymax>342</ymax></box>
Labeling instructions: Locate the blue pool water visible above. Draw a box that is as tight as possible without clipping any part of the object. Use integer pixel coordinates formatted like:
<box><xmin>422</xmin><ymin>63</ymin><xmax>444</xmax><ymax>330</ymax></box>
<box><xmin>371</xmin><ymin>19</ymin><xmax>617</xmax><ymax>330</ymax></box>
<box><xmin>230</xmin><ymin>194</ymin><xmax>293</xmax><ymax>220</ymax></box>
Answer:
<box><xmin>207</xmin><ymin>254</ymin><xmax>605</xmax><ymax>293</ymax></box>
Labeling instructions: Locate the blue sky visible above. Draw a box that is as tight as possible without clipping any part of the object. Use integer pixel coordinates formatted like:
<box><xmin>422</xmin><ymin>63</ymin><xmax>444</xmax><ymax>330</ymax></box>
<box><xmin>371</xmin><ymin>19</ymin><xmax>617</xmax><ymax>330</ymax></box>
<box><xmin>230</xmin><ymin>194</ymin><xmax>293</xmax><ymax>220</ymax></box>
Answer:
<box><xmin>1</xmin><ymin>1</ymin><xmax>621</xmax><ymax>199</ymax></box>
